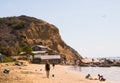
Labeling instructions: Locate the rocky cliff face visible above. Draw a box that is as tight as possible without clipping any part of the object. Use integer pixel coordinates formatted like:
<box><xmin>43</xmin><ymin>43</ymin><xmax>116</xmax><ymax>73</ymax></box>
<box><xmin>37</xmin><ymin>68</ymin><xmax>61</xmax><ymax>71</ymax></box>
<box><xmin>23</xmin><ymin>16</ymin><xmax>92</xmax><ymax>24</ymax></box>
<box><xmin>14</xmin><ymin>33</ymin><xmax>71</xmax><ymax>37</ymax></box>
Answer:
<box><xmin>0</xmin><ymin>15</ymin><xmax>82</xmax><ymax>61</ymax></box>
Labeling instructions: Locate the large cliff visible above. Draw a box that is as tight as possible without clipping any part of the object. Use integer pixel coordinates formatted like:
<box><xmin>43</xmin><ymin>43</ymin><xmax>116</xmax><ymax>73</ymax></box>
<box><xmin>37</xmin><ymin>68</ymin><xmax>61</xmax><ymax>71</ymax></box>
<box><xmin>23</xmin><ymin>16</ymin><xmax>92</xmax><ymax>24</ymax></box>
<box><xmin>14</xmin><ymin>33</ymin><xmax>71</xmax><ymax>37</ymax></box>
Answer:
<box><xmin>0</xmin><ymin>15</ymin><xmax>82</xmax><ymax>61</ymax></box>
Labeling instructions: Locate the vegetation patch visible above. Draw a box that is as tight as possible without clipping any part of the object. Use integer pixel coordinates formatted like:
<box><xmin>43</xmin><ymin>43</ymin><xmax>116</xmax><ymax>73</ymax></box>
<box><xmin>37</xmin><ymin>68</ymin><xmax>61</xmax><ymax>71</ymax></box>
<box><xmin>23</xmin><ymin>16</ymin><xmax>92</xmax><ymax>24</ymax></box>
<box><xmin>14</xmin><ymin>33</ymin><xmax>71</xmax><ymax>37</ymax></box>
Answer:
<box><xmin>13</xmin><ymin>21</ymin><xmax>25</xmax><ymax>30</ymax></box>
<box><xmin>0</xmin><ymin>18</ymin><xmax>4</xmax><ymax>23</ymax></box>
<box><xmin>3</xmin><ymin>57</ymin><xmax>15</xmax><ymax>62</ymax></box>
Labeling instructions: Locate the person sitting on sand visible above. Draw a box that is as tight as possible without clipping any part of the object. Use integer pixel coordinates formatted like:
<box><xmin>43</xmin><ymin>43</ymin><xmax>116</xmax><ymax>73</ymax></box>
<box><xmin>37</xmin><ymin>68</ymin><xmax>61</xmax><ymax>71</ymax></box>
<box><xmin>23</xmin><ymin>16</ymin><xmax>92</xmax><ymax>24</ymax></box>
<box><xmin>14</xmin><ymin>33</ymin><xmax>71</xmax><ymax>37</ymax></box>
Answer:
<box><xmin>98</xmin><ymin>74</ymin><xmax>106</xmax><ymax>81</ymax></box>
<box><xmin>85</xmin><ymin>74</ymin><xmax>91</xmax><ymax>79</ymax></box>
<box><xmin>45</xmin><ymin>60</ymin><xmax>50</xmax><ymax>78</ymax></box>
<box><xmin>98</xmin><ymin>74</ymin><xmax>101</xmax><ymax>80</ymax></box>
<box><xmin>100</xmin><ymin>75</ymin><xmax>106</xmax><ymax>81</ymax></box>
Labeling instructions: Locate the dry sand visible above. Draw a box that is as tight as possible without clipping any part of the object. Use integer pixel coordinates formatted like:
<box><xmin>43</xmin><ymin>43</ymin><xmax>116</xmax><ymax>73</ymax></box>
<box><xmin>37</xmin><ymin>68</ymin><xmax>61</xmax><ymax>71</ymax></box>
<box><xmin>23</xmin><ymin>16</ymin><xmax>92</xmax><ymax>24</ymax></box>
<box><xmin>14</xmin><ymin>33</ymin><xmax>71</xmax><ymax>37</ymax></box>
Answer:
<box><xmin>0</xmin><ymin>61</ymin><xmax>112</xmax><ymax>83</ymax></box>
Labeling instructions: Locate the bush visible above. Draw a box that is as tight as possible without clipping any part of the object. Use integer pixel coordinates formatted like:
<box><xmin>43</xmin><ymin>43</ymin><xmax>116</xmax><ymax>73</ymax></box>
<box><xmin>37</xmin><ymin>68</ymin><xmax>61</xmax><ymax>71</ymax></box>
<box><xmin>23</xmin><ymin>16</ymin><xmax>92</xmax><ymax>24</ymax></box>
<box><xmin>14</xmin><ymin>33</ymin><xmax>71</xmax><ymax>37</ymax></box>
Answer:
<box><xmin>4</xmin><ymin>57</ymin><xmax>15</xmax><ymax>62</ymax></box>
<box><xmin>0</xmin><ymin>18</ymin><xmax>4</xmax><ymax>23</ymax></box>
<box><xmin>13</xmin><ymin>21</ymin><xmax>25</xmax><ymax>30</ymax></box>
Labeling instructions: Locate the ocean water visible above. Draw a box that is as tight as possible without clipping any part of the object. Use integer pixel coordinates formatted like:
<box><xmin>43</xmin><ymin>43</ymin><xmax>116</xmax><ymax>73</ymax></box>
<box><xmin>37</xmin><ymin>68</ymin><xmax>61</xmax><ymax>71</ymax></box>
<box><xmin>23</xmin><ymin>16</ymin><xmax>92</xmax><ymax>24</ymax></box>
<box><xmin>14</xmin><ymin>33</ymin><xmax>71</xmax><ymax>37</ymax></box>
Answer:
<box><xmin>69</xmin><ymin>66</ymin><xmax>120</xmax><ymax>83</ymax></box>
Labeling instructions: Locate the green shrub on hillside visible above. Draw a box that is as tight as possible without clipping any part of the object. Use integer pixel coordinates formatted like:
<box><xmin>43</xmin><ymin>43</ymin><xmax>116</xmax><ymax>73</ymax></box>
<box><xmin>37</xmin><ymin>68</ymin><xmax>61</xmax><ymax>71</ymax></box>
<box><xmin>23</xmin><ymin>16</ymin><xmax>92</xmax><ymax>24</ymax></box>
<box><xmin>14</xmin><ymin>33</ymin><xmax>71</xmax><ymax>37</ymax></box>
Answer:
<box><xmin>13</xmin><ymin>21</ymin><xmax>25</xmax><ymax>30</ymax></box>
<box><xmin>4</xmin><ymin>57</ymin><xmax>15</xmax><ymax>62</ymax></box>
<box><xmin>0</xmin><ymin>18</ymin><xmax>4</xmax><ymax>23</ymax></box>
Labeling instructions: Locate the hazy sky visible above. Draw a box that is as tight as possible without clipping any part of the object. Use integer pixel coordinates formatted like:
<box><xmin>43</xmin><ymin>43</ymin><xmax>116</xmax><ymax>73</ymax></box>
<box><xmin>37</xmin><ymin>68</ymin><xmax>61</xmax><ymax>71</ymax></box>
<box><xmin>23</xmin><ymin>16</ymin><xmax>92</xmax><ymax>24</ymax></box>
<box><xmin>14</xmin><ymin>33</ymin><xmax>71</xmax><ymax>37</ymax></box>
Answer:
<box><xmin>0</xmin><ymin>0</ymin><xmax>120</xmax><ymax>58</ymax></box>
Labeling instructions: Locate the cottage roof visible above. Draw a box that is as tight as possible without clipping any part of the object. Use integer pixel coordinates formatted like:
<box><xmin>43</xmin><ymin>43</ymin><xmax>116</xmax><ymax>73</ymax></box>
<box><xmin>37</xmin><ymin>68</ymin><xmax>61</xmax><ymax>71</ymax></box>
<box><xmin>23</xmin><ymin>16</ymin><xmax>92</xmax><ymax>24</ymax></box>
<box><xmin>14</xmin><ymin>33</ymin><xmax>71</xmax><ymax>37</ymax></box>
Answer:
<box><xmin>32</xmin><ymin>51</ymin><xmax>46</xmax><ymax>54</ymax></box>
<box><xmin>20</xmin><ymin>51</ymin><xmax>47</xmax><ymax>55</ymax></box>
<box><xmin>33</xmin><ymin>45</ymin><xmax>47</xmax><ymax>48</ymax></box>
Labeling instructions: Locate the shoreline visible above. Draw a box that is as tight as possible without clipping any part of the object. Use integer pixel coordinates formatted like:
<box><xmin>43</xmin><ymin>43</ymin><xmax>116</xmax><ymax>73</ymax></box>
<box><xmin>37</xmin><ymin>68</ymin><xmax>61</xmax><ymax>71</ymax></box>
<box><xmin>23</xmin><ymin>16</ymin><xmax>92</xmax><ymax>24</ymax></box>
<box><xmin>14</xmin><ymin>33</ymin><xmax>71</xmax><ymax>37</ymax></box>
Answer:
<box><xmin>0</xmin><ymin>62</ymin><xmax>116</xmax><ymax>83</ymax></box>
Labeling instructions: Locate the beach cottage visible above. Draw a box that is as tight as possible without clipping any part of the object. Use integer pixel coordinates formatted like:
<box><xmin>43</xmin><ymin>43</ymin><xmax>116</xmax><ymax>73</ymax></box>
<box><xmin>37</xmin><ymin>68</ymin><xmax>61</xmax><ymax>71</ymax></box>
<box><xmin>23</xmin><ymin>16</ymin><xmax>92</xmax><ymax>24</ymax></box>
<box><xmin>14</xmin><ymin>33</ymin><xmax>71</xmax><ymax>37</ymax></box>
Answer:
<box><xmin>32</xmin><ymin>45</ymin><xmax>61</xmax><ymax>64</ymax></box>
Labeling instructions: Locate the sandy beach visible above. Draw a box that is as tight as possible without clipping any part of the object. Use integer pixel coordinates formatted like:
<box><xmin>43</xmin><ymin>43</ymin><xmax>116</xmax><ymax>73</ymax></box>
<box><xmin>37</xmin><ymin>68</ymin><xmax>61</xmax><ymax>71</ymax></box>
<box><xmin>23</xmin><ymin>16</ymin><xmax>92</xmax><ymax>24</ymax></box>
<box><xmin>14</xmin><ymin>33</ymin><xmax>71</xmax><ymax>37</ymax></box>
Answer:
<box><xmin>0</xmin><ymin>61</ymin><xmax>111</xmax><ymax>83</ymax></box>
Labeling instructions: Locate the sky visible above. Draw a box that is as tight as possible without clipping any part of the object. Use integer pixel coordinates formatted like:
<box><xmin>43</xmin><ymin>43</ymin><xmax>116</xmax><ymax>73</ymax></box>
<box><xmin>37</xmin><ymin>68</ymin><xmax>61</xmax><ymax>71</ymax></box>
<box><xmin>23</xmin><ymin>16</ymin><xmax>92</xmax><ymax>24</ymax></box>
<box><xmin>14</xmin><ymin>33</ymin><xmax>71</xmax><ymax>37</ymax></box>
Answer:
<box><xmin>0</xmin><ymin>0</ymin><xmax>120</xmax><ymax>58</ymax></box>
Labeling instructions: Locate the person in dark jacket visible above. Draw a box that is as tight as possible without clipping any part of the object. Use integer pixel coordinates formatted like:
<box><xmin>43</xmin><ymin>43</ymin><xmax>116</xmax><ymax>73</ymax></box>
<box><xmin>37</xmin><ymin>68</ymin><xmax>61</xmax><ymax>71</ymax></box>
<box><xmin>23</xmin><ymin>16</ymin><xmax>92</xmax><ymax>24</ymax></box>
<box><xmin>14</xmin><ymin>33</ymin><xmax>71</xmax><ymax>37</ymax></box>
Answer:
<box><xmin>45</xmin><ymin>60</ymin><xmax>50</xmax><ymax>78</ymax></box>
<box><xmin>52</xmin><ymin>62</ymin><xmax>55</xmax><ymax>69</ymax></box>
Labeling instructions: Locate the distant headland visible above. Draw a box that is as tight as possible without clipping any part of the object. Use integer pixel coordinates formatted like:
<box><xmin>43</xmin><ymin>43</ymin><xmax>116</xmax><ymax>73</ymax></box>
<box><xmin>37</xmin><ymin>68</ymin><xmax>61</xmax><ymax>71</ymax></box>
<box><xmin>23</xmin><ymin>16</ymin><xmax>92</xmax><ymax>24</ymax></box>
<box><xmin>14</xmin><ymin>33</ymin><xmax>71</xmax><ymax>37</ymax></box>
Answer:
<box><xmin>0</xmin><ymin>15</ymin><xmax>82</xmax><ymax>63</ymax></box>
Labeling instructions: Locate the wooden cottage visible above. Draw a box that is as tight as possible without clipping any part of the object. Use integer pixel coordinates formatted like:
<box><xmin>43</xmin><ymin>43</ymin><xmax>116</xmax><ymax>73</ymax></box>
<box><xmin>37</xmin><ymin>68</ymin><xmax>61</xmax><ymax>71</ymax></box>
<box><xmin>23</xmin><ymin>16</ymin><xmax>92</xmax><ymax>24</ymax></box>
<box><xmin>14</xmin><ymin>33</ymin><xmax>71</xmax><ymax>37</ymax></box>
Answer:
<box><xmin>31</xmin><ymin>45</ymin><xmax>61</xmax><ymax>64</ymax></box>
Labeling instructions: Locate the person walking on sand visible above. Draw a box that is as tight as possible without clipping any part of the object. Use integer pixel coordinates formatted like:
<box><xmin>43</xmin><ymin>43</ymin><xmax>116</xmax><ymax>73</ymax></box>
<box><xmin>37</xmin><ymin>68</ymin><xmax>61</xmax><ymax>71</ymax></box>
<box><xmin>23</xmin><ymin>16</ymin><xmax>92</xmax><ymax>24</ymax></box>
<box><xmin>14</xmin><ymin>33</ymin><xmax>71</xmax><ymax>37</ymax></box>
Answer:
<box><xmin>52</xmin><ymin>62</ymin><xmax>55</xmax><ymax>69</ymax></box>
<box><xmin>45</xmin><ymin>60</ymin><xmax>50</xmax><ymax>78</ymax></box>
